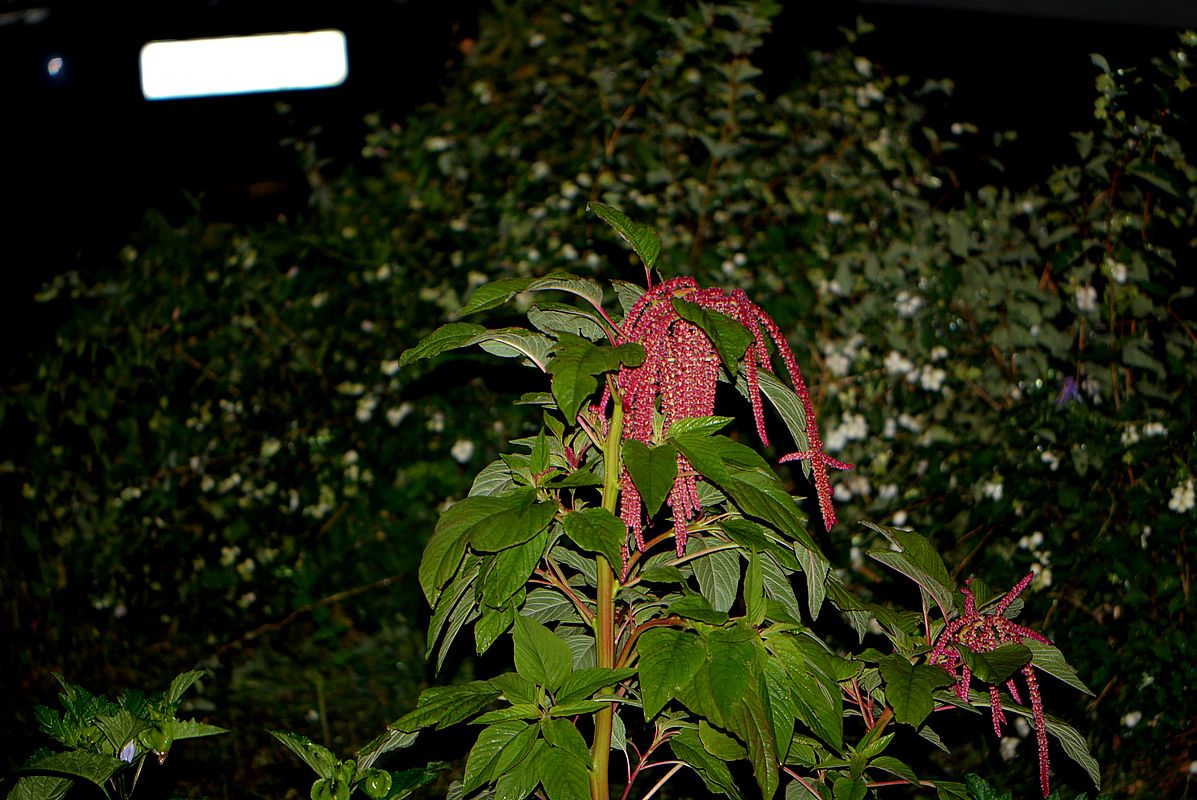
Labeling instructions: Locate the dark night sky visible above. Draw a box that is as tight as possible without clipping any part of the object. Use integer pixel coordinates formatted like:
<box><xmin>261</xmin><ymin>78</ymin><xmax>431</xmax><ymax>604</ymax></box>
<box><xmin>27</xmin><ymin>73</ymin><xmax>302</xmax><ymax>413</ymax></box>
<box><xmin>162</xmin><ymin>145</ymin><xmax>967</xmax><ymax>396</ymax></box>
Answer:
<box><xmin>0</xmin><ymin>1</ymin><xmax>1187</xmax><ymax>337</ymax></box>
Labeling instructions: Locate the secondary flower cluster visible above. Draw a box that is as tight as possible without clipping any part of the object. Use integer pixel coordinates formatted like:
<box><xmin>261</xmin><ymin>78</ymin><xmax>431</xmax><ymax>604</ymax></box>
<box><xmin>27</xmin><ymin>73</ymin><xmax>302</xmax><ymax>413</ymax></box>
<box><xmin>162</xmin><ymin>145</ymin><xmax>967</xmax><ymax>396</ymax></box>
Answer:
<box><xmin>605</xmin><ymin>276</ymin><xmax>849</xmax><ymax>558</ymax></box>
<box><xmin>929</xmin><ymin>573</ymin><xmax>1054</xmax><ymax>797</ymax></box>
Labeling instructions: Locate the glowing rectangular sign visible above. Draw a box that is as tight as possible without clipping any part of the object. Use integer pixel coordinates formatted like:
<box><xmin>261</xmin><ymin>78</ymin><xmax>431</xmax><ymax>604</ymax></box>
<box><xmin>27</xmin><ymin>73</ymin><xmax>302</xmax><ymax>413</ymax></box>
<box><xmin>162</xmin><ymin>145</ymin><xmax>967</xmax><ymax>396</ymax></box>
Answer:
<box><xmin>140</xmin><ymin>29</ymin><xmax>348</xmax><ymax>100</ymax></box>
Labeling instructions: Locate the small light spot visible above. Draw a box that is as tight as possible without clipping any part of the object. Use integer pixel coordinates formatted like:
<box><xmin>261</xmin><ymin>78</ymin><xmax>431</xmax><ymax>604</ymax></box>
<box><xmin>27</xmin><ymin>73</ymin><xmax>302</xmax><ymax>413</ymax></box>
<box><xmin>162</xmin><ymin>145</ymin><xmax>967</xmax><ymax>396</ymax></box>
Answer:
<box><xmin>46</xmin><ymin>56</ymin><xmax>64</xmax><ymax>77</ymax></box>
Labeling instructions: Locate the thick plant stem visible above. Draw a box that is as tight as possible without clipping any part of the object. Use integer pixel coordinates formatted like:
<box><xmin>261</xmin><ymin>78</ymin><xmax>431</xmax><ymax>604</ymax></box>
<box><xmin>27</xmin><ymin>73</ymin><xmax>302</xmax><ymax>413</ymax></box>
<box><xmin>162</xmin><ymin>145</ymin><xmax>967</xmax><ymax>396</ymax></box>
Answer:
<box><xmin>590</xmin><ymin>383</ymin><xmax>624</xmax><ymax>800</ymax></box>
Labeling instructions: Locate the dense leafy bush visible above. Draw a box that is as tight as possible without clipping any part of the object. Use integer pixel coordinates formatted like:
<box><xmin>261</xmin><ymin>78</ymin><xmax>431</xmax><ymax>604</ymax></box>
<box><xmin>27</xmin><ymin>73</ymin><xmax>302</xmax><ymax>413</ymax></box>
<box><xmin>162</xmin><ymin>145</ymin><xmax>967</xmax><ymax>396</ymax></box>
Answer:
<box><xmin>2</xmin><ymin>1</ymin><xmax>1193</xmax><ymax>796</ymax></box>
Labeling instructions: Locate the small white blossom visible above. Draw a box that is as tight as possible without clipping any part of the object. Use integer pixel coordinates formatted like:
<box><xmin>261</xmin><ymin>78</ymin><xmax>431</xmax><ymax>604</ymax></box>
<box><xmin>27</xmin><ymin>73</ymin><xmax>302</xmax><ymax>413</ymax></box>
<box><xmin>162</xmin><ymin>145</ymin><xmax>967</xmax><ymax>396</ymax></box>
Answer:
<box><xmin>355</xmin><ymin>395</ymin><xmax>378</xmax><ymax>422</ymax></box>
<box><xmin>427</xmin><ymin>411</ymin><xmax>446</xmax><ymax>433</ymax></box>
<box><xmin>882</xmin><ymin>417</ymin><xmax>897</xmax><ymax>439</ymax></box>
<box><xmin>560</xmin><ymin>243</ymin><xmax>578</xmax><ymax>261</ymax></box>
<box><xmin>1018</xmin><ymin>531</ymin><xmax>1045</xmax><ymax>550</ymax></box>
<box><xmin>386</xmin><ymin>402</ymin><xmax>413</xmax><ymax>427</ymax></box>
<box><xmin>895</xmin><ymin>290</ymin><xmax>923</xmax><ymax>318</ymax></box>
<box><xmin>825</xmin><ymin>350</ymin><xmax>851</xmax><ymax>377</ymax></box>
<box><xmin>826</xmin><ymin>209</ymin><xmax>845</xmax><ymax>225</ymax></box>
<box><xmin>560</xmin><ymin>181</ymin><xmax>579</xmax><ymax>200</ymax></box>
<box><xmin>929</xmin><ymin>345</ymin><xmax>948</xmax><ymax>361</ymax></box>
<box><xmin>260</xmin><ymin>438</ymin><xmax>281</xmax><ymax>459</ymax></box>
<box><xmin>1121</xmin><ymin>710</ymin><xmax>1142</xmax><ymax>729</ymax></box>
<box><xmin>1040</xmin><ymin>450</ymin><xmax>1060</xmax><ymax>471</ymax></box>
<box><xmin>891</xmin><ymin>510</ymin><xmax>909</xmax><ymax>527</ymax></box>
<box><xmin>884</xmin><ymin>350</ymin><xmax>915</xmax><ymax>377</ymax></box>
<box><xmin>1121</xmin><ymin>425</ymin><xmax>1141</xmax><ymax>446</ymax></box>
<box><xmin>1168</xmin><ymin>478</ymin><xmax>1195</xmax><ymax>513</ymax></box>
<box><xmin>918</xmin><ymin>366</ymin><xmax>947</xmax><ymax>392</ymax></box>
<box><xmin>531</xmin><ymin>161</ymin><xmax>551</xmax><ymax>180</ymax></box>
<box><xmin>999</xmin><ymin>736</ymin><xmax>1020</xmax><ymax>762</ymax></box>
<box><xmin>1140</xmin><ymin>526</ymin><xmax>1152</xmax><ymax>550</ymax></box>
<box><xmin>381</xmin><ymin>359</ymin><xmax>400</xmax><ymax>376</ymax></box>
<box><xmin>450</xmin><ymin>439</ymin><xmax>475</xmax><ymax>464</ymax></box>
<box><xmin>980</xmin><ymin>479</ymin><xmax>1004</xmax><ymax>501</ymax></box>
<box><xmin>1105</xmin><ymin>257</ymin><xmax>1128</xmax><ymax>284</ymax></box>
<box><xmin>897</xmin><ymin>413</ymin><xmax>923</xmax><ymax>433</ymax></box>
<box><xmin>879</xmin><ymin>483</ymin><xmax>898</xmax><ymax>502</ymax></box>
<box><xmin>853</xmin><ymin>56</ymin><xmax>872</xmax><ymax>77</ymax></box>
<box><xmin>1142</xmin><ymin>422</ymin><xmax>1168</xmax><ymax>437</ymax></box>
<box><xmin>220</xmin><ymin>545</ymin><xmax>241</xmax><ymax>567</ymax></box>
<box><xmin>1075</xmin><ymin>284</ymin><xmax>1099</xmax><ymax>313</ymax></box>
<box><xmin>423</xmin><ymin>135</ymin><xmax>453</xmax><ymax>152</ymax></box>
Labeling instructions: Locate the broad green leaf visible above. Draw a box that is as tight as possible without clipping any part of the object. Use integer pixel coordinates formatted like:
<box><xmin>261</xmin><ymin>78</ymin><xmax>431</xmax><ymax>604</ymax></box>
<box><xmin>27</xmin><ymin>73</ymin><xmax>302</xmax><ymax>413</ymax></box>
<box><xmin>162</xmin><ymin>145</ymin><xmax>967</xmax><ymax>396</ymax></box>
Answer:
<box><xmin>964</xmin><ymin>773</ymin><xmax>1007</xmax><ymax>800</ymax></box>
<box><xmin>513</xmin><ymin>615</ymin><xmax>572</xmax><ymax>692</ymax></box>
<box><xmin>878</xmin><ymin>655</ymin><xmax>953</xmax><ymax>728</ymax></box>
<box><xmin>671</xmin><ymin>729</ymin><xmax>743</xmax><ymax>800</ymax></box>
<box><xmin>744</xmin><ymin>551</ymin><xmax>766</xmax><ymax>626</ymax></box>
<box><xmin>472</xmin><ymin>704</ymin><xmax>541</xmax><ymax>724</ymax></box>
<box><xmin>1025</xmin><ymin>639</ymin><xmax>1094</xmax><ymax>695</ymax></box>
<box><xmin>399</xmin><ymin>322</ymin><xmax>488</xmax><ymax>367</ymax></box>
<box><xmin>699</xmin><ymin>720</ymin><xmax>747</xmax><ymax>760</ymax></box>
<box><xmin>164</xmin><ymin>671</ymin><xmax>204</xmax><ymax>704</ymax></box>
<box><xmin>587</xmin><ymin>202</ymin><xmax>661</xmax><ymax>271</ymax></box>
<box><xmin>622</xmin><ymin>440</ymin><xmax>678</xmax><ymax>518</ymax></box>
<box><xmin>389</xmin><ymin>762</ymin><xmax>448</xmax><ymax>800</ymax></box>
<box><xmin>1127</xmin><ymin>159</ymin><xmax>1183</xmax><ymax>198</ymax></box>
<box><xmin>869</xmin><ymin>755</ymin><xmax>918</xmax><ymax>785</ymax></box>
<box><xmin>355</xmin><ymin>729</ymin><xmax>418</xmax><ymax>772</ymax></box>
<box><xmin>669</xmin><ymin>415</ymin><xmax>734</xmax><ymax>436</ymax></box>
<box><xmin>390</xmin><ymin>682</ymin><xmax>501</xmax><ymax>732</ymax></box>
<box><xmin>561</xmin><ymin>508</ymin><xmax>625</xmax><ymax>568</ymax></box>
<box><xmin>728</xmin><ymin>686</ymin><xmax>780</xmax><ymax>799</ymax></box>
<box><xmin>786</xmin><ymin>778</ymin><xmax>830</xmax><ymax>800</ymax></box>
<box><xmin>864</xmin><ymin>523</ymin><xmax>957</xmax><ymax>619</ymax></box>
<box><xmin>832</xmin><ymin>775</ymin><xmax>867</xmax><ymax>800</ymax></box>
<box><xmin>459</xmin><ymin>277</ymin><xmax>536</xmax><ymax>316</ymax></box>
<box><xmin>474</xmin><ymin>328</ymin><xmax>556</xmax><ymax>371</ymax></box>
<box><xmin>269</xmin><ymin>730</ymin><xmax>337</xmax><ymax>779</ymax></box>
<box><xmin>669</xmin><ymin>593</ymin><xmax>730</xmax><ymax>625</ymax></box>
<box><xmin>472</xmin><ymin>492</ymin><xmax>557</xmax><ymax>552</ymax></box>
<box><xmin>748</xmin><ymin>371</ymin><xmax>812</xmax><ymax>476</ymax></box>
<box><xmin>523</xmin><ymin>588</ymin><xmax>584</xmax><ymax>626</ymax></box>
<box><xmin>725</xmin><ymin>471</ymin><xmax>821</xmax><ymax>555</ymax></box>
<box><xmin>23</xmin><ymin>752</ymin><xmax>124</xmax><ymax>789</ymax></box>
<box><xmin>934</xmin><ymin>780</ymin><xmax>971</xmax><ymax>800</ymax></box>
<box><xmin>767</xmin><ymin>636</ymin><xmax>843</xmax><ymax>752</ymax></box>
<box><xmin>689</xmin><ymin>624</ymin><xmax>758</xmax><ymax>724</ymax></box>
<box><xmin>163</xmin><ymin>718</ymin><xmax>228</xmax><ymax>741</ymax></box>
<box><xmin>540</xmin><ymin>718</ymin><xmax>592</xmax><ymax>765</ymax></box>
<box><xmin>483</xmin><ymin>528</ymin><xmax>550</xmax><ymax>608</ymax></box>
<box><xmin>691</xmin><ymin>541</ymin><xmax>742</xmax><ymax>614</ymax></box>
<box><xmin>475</xmin><ymin>601</ymin><xmax>516</xmax><ymax>655</ymax></box>
<box><xmin>548</xmin><ymin>333</ymin><xmax>645</xmax><ymax>421</ymax></box>
<box><xmin>426</xmin><ymin>557</ymin><xmax>480</xmax><ymax>659</ymax></box>
<box><xmin>556</xmin><ymin>667</ymin><xmax>636</xmax><ymax>705</ymax></box>
<box><xmin>957</xmin><ymin>643</ymin><xmax>1031</xmax><ymax>685</ymax></box>
<box><xmin>759</xmin><ymin>551</ymin><xmax>803</xmax><ymax>622</ymax></box>
<box><xmin>463</xmin><ymin>721</ymin><xmax>535</xmax><ymax>793</ymax></box>
<box><xmin>94</xmin><ymin>709</ymin><xmax>150</xmax><ymax>754</ymax></box>
<box><xmin>490</xmin><ymin>673</ymin><xmax>538</xmax><ymax>706</ymax></box>
<box><xmin>6</xmin><ymin>775</ymin><xmax>73</xmax><ymax>800</ymax></box>
<box><xmin>471</xmin><ymin>459</ymin><xmax>517</xmax><ymax>497</ymax></box>
<box><xmin>611</xmin><ymin>279</ymin><xmax>645</xmax><ymax>316</ymax></box>
<box><xmin>798</xmin><ymin>546</ymin><xmax>829</xmax><ymax>621</ymax></box>
<box><xmin>969</xmin><ymin>691</ymin><xmax>1101</xmax><ymax>789</ymax></box>
<box><xmin>538</xmin><ymin>748</ymin><xmax>590</xmax><ymax>800</ymax></box>
<box><xmin>638</xmin><ymin>628</ymin><xmax>706</xmax><ymax>719</ymax></box>
<box><xmin>672</xmin><ymin>296</ymin><xmax>754</xmax><ymax>376</ymax></box>
<box><xmin>526</xmin><ymin>274</ymin><xmax>607</xmax><ymax>312</ymax></box>
<box><xmin>493</xmin><ymin>740</ymin><xmax>544</xmax><ymax>800</ymax></box>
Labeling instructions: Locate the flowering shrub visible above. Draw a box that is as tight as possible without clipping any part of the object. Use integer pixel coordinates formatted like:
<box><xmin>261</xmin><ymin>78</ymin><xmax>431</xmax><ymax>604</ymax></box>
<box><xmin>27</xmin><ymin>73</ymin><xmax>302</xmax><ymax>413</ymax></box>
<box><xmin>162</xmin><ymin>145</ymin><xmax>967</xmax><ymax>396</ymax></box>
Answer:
<box><xmin>283</xmin><ymin>204</ymin><xmax>1097</xmax><ymax>800</ymax></box>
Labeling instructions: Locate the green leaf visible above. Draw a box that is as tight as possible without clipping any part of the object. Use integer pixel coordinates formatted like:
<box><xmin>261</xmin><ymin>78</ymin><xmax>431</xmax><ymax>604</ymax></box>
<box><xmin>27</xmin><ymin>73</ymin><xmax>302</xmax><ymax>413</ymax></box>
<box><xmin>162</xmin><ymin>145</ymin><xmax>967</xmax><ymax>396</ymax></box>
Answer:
<box><xmin>561</xmin><ymin>508</ymin><xmax>625</xmax><ymax>568</ymax></box>
<box><xmin>691</xmin><ymin>541</ymin><xmax>742</xmax><ymax>614</ymax></box>
<box><xmin>426</xmin><ymin>557</ymin><xmax>480</xmax><ymax>661</ymax></box>
<box><xmin>164</xmin><ymin>671</ymin><xmax>204</xmax><ymax>705</ymax></box>
<box><xmin>878</xmin><ymin>655</ymin><xmax>953</xmax><ymax>728</ymax></box>
<box><xmin>94</xmin><ymin>709</ymin><xmax>151</xmax><ymax>754</ymax></box>
<box><xmin>463</xmin><ymin>721</ymin><xmax>536</xmax><ymax>793</ymax></box>
<box><xmin>669</xmin><ymin>593</ymin><xmax>730</xmax><ymax>625</ymax></box>
<box><xmin>832</xmin><ymin>775</ymin><xmax>867</xmax><ymax>800</ymax></box>
<box><xmin>490</xmin><ymin>673</ymin><xmax>538</xmax><ymax>706</ymax></box>
<box><xmin>638</xmin><ymin>628</ymin><xmax>707</xmax><ymax>719</ymax></box>
<box><xmin>513</xmin><ymin>615</ymin><xmax>572</xmax><ymax>693</ymax></box>
<box><xmin>399</xmin><ymin>322</ymin><xmax>488</xmax><ymax>367</ymax></box>
<box><xmin>767</xmin><ymin>636</ymin><xmax>843</xmax><ymax>752</ymax></box>
<box><xmin>473</xmin><ymin>704</ymin><xmax>542</xmax><ymax>725</ymax></box>
<box><xmin>470</xmin><ymin>460</ymin><xmax>517</xmax><ymax>497</ymax></box>
<box><xmin>587</xmin><ymin>202</ymin><xmax>661</xmax><ymax>271</ymax></box>
<box><xmin>799</xmin><ymin>546</ymin><xmax>829</xmax><ymax>621</ymax></box>
<box><xmin>747</xmin><ymin>371</ymin><xmax>812</xmax><ymax>476</ymax></box>
<box><xmin>269</xmin><ymin>730</ymin><xmax>338</xmax><ymax>779</ymax></box>
<box><xmin>1127</xmin><ymin>159</ymin><xmax>1183</xmax><ymax>198</ymax></box>
<box><xmin>622</xmin><ymin>440</ymin><xmax>678</xmax><ymax>518</ymax></box>
<box><xmin>957</xmin><ymin>643</ymin><xmax>1031</xmax><ymax>685</ymax></box>
<box><xmin>420</xmin><ymin>489</ymin><xmax>554</xmax><ymax>604</ymax></box>
<box><xmin>868</xmin><ymin>755</ymin><xmax>918</xmax><ymax>785</ymax></box>
<box><xmin>728</xmin><ymin>687</ymin><xmax>780</xmax><ymax>799</ymax></box>
<box><xmin>1025</xmin><ymin>639</ymin><xmax>1094</xmax><ymax>695</ymax></box>
<box><xmin>475</xmin><ymin>601</ymin><xmax>516</xmax><ymax>655</ymax></box>
<box><xmin>556</xmin><ymin>667</ymin><xmax>636</xmax><ymax>705</ymax></box>
<box><xmin>964</xmin><ymin>773</ymin><xmax>1007</xmax><ymax>800</ymax></box>
<box><xmin>162</xmin><ymin>718</ymin><xmax>228</xmax><ymax>741</ymax></box>
<box><xmin>699</xmin><ymin>720</ymin><xmax>747</xmax><ymax>760</ymax></box>
<box><xmin>671</xmin><ymin>729</ymin><xmax>743</xmax><ymax>800</ymax></box>
<box><xmin>669</xmin><ymin>415</ymin><xmax>734</xmax><ymax>436</ymax></box>
<box><xmin>493</xmin><ymin>740</ymin><xmax>544</xmax><ymax>800</ymax></box>
<box><xmin>548</xmin><ymin>333</ymin><xmax>644</xmax><ymax>421</ymax></box>
<box><xmin>474</xmin><ymin>328</ymin><xmax>556</xmax><ymax>371</ymax></box>
<box><xmin>538</xmin><ymin>745</ymin><xmax>592</xmax><ymax>800</ymax></box>
<box><xmin>864</xmin><ymin>523</ymin><xmax>957</xmax><ymax>619</ymax></box>
<box><xmin>759</xmin><ymin>551</ymin><xmax>803</xmax><ymax>622</ymax></box>
<box><xmin>389</xmin><ymin>762</ymin><xmax>448</xmax><ymax>800</ymax></box>
<box><xmin>483</xmin><ymin>528</ymin><xmax>550</xmax><ymax>608</ymax></box>
<box><xmin>390</xmin><ymin>682</ymin><xmax>501</xmax><ymax>732</ymax></box>
<box><xmin>540</xmin><ymin>718</ymin><xmax>592</xmax><ymax>765</ymax></box>
<box><xmin>744</xmin><ymin>551</ymin><xmax>766</xmax><ymax>626</ymax></box>
<box><xmin>6</xmin><ymin>775</ymin><xmax>73</xmax><ymax>800</ymax></box>
<box><xmin>725</xmin><ymin>471</ymin><xmax>821</xmax><ymax>556</ymax></box>
<box><xmin>672</xmin><ymin>297</ymin><xmax>754</xmax><ymax>376</ymax></box>
<box><xmin>526</xmin><ymin>273</ymin><xmax>607</xmax><ymax>312</ymax></box>
<box><xmin>459</xmin><ymin>277</ymin><xmax>536</xmax><ymax>316</ymax></box>
<box><xmin>355</xmin><ymin>729</ymin><xmax>419</xmax><ymax>772</ymax></box>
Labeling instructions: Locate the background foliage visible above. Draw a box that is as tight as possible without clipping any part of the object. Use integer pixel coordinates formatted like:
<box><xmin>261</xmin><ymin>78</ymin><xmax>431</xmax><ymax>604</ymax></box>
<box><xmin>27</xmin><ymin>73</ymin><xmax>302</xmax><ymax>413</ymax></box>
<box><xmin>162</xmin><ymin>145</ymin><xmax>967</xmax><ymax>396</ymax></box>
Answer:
<box><xmin>2</xmin><ymin>2</ymin><xmax>1193</xmax><ymax>797</ymax></box>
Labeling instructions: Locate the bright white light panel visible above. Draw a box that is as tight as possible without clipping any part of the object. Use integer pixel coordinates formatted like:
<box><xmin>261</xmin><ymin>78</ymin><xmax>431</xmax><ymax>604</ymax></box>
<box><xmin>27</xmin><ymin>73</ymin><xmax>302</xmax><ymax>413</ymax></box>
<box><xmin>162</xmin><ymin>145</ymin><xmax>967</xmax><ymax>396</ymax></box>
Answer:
<box><xmin>140</xmin><ymin>29</ymin><xmax>348</xmax><ymax>100</ymax></box>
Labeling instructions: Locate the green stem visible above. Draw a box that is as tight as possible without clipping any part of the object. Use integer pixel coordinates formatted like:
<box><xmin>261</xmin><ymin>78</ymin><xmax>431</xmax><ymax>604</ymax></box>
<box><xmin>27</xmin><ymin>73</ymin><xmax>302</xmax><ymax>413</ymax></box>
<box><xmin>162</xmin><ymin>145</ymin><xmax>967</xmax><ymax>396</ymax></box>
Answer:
<box><xmin>590</xmin><ymin>380</ymin><xmax>624</xmax><ymax>800</ymax></box>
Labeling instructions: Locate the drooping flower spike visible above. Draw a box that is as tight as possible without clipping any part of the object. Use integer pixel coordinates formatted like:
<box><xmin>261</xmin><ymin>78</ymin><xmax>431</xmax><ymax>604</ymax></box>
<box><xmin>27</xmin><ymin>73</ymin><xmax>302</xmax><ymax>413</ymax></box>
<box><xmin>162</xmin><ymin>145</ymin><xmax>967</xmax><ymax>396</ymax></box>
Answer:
<box><xmin>929</xmin><ymin>573</ymin><xmax>1054</xmax><ymax>798</ymax></box>
<box><xmin>599</xmin><ymin>276</ymin><xmax>850</xmax><ymax>559</ymax></box>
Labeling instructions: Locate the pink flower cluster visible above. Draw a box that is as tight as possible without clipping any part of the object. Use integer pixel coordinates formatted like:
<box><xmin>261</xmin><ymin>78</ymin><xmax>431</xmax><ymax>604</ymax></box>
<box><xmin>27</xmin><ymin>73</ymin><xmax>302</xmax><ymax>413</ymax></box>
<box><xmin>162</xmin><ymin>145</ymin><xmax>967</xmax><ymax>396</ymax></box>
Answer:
<box><xmin>930</xmin><ymin>573</ymin><xmax>1054</xmax><ymax>797</ymax></box>
<box><xmin>605</xmin><ymin>276</ymin><xmax>849</xmax><ymax>558</ymax></box>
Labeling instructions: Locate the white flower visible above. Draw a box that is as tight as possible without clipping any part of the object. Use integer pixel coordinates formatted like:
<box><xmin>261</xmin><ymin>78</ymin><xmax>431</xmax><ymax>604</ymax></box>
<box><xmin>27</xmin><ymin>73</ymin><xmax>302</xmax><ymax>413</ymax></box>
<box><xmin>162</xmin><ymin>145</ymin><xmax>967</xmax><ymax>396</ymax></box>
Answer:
<box><xmin>343</xmin><ymin>450</ymin><xmax>359</xmax><ymax>465</ymax></box>
<box><xmin>1105</xmin><ymin>257</ymin><xmax>1128</xmax><ymax>284</ymax></box>
<box><xmin>530</xmin><ymin>161</ymin><xmax>551</xmax><ymax>180</ymax></box>
<box><xmin>918</xmin><ymin>366</ymin><xmax>947</xmax><ymax>392</ymax></box>
<box><xmin>1142</xmin><ymin>422</ymin><xmax>1168</xmax><ymax>437</ymax></box>
<box><xmin>386</xmin><ymin>402</ymin><xmax>413</xmax><ymax>427</ymax></box>
<box><xmin>879</xmin><ymin>483</ymin><xmax>898</xmax><ymax>502</ymax></box>
<box><xmin>891</xmin><ymin>510</ymin><xmax>909</xmax><ymax>527</ymax></box>
<box><xmin>1121</xmin><ymin>425</ymin><xmax>1140</xmax><ymax>445</ymax></box>
<box><xmin>999</xmin><ymin>736</ymin><xmax>1020</xmax><ymax>762</ymax></box>
<box><xmin>825</xmin><ymin>350</ymin><xmax>851</xmax><ymax>377</ymax></box>
<box><xmin>1140</xmin><ymin>526</ymin><xmax>1152</xmax><ymax>549</ymax></box>
<box><xmin>427</xmin><ymin>411</ymin><xmax>446</xmax><ymax>433</ymax></box>
<box><xmin>560</xmin><ymin>243</ymin><xmax>578</xmax><ymax>261</ymax></box>
<box><xmin>220</xmin><ymin>545</ymin><xmax>241</xmax><ymax>567</ymax></box>
<box><xmin>826</xmin><ymin>210</ymin><xmax>845</xmax><ymax>225</ymax></box>
<box><xmin>882</xmin><ymin>417</ymin><xmax>897</xmax><ymax>439</ymax></box>
<box><xmin>120</xmin><ymin>740</ymin><xmax>137</xmax><ymax>763</ymax></box>
<box><xmin>895</xmin><ymin>290</ymin><xmax>923</xmax><ymax>318</ymax></box>
<box><xmin>884</xmin><ymin>350</ymin><xmax>915</xmax><ymax>377</ymax></box>
<box><xmin>1018</xmin><ymin>531</ymin><xmax>1045</xmax><ymax>550</ymax></box>
<box><xmin>380</xmin><ymin>359</ymin><xmax>400</xmax><ymax>376</ymax></box>
<box><xmin>1168</xmin><ymin>479</ymin><xmax>1195</xmax><ymax>513</ymax></box>
<box><xmin>980</xmin><ymin>480</ymin><xmax>1004</xmax><ymax>501</ymax></box>
<box><xmin>854</xmin><ymin>56</ymin><xmax>872</xmax><ymax>77</ymax></box>
<box><xmin>1040</xmin><ymin>450</ymin><xmax>1060</xmax><ymax>471</ymax></box>
<box><xmin>527</xmin><ymin>31</ymin><xmax>546</xmax><ymax>48</ymax></box>
<box><xmin>929</xmin><ymin>345</ymin><xmax>949</xmax><ymax>361</ymax></box>
<box><xmin>355</xmin><ymin>395</ymin><xmax>378</xmax><ymax>422</ymax></box>
<box><xmin>1121</xmin><ymin>710</ymin><xmax>1143</xmax><ymax>729</ymax></box>
<box><xmin>897</xmin><ymin>413</ymin><xmax>923</xmax><ymax>433</ymax></box>
<box><xmin>1075</xmin><ymin>285</ymin><xmax>1099</xmax><ymax>313</ymax></box>
<box><xmin>423</xmin><ymin>135</ymin><xmax>453</xmax><ymax>152</ymax></box>
<box><xmin>260</xmin><ymin>438</ymin><xmax>281</xmax><ymax>459</ymax></box>
<box><xmin>560</xmin><ymin>181</ymin><xmax>579</xmax><ymax>200</ymax></box>
<box><xmin>450</xmin><ymin>439</ymin><xmax>475</xmax><ymax>464</ymax></box>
